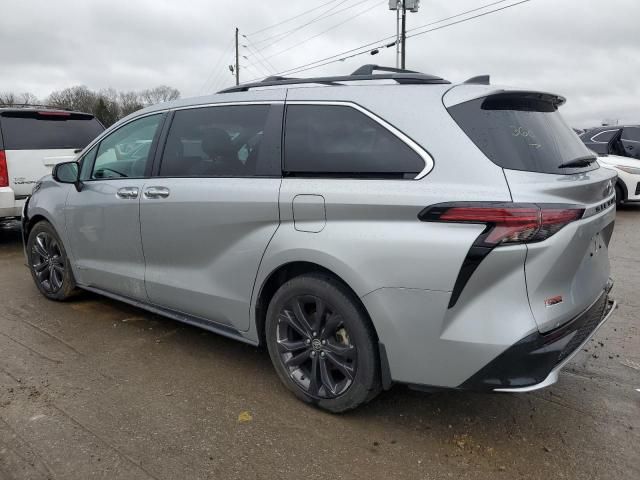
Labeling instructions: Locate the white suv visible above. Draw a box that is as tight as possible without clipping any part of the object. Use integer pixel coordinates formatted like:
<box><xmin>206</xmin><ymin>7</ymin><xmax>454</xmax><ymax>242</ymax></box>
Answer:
<box><xmin>0</xmin><ymin>107</ymin><xmax>104</xmax><ymax>221</ymax></box>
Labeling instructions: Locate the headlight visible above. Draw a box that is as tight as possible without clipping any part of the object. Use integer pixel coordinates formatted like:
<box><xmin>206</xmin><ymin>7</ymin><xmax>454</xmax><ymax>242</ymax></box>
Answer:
<box><xmin>615</xmin><ymin>165</ymin><xmax>640</xmax><ymax>175</ymax></box>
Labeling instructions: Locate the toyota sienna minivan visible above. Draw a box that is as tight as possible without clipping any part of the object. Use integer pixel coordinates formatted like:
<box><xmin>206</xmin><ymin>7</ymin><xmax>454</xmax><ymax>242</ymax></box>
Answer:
<box><xmin>22</xmin><ymin>65</ymin><xmax>617</xmax><ymax>412</ymax></box>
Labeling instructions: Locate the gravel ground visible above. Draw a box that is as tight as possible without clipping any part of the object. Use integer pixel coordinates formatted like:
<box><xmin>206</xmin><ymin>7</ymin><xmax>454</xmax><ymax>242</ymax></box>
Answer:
<box><xmin>0</xmin><ymin>209</ymin><xmax>638</xmax><ymax>480</ymax></box>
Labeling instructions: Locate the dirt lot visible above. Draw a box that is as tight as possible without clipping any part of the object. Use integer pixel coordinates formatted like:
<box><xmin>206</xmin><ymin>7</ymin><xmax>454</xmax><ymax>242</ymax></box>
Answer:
<box><xmin>0</xmin><ymin>209</ymin><xmax>639</xmax><ymax>480</ymax></box>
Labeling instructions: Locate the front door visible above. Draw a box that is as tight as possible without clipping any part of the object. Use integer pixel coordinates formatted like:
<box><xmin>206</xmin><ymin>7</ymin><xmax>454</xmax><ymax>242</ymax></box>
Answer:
<box><xmin>621</xmin><ymin>127</ymin><xmax>640</xmax><ymax>160</ymax></box>
<box><xmin>65</xmin><ymin>113</ymin><xmax>165</xmax><ymax>300</ymax></box>
<box><xmin>140</xmin><ymin>103</ymin><xmax>283</xmax><ymax>331</ymax></box>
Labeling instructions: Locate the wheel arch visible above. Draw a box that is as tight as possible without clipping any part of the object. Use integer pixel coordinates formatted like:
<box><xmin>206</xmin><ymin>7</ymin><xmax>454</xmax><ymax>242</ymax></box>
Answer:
<box><xmin>254</xmin><ymin>261</ymin><xmax>376</xmax><ymax>346</ymax></box>
<box><xmin>616</xmin><ymin>178</ymin><xmax>628</xmax><ymax>201</ymax></box>
<box><xmin>24</xmin><ymin>214</ymin><xmax>51</xmax><ymax>236</ymax></box>
<box><xmin>253</xmin><ymin>259</ymin><xmax>393</xmax><ymax>390</ymax></box>
<box><xmin>22</xmin><ymin>213</ymin><xmax>54</xmax><ymax>250</ymax></box>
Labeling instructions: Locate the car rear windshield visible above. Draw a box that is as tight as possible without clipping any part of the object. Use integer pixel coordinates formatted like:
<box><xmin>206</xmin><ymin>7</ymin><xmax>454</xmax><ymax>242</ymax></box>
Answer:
<box><xmin>448</xmin><ymin>93</ymin><xmax>597</xmax><ymax>174</ymax></box>
<box><xmin>0</xmin><ymin>111</ymin><xmax>104</xmax><ymax>150</ymax></box>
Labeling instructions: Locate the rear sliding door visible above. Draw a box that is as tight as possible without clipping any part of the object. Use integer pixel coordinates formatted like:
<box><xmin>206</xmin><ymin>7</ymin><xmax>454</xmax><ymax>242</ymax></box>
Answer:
<box><xmin>139</xmin><ymin>102</ymin><xmax>283</xmax><ymax>332</ymax></box>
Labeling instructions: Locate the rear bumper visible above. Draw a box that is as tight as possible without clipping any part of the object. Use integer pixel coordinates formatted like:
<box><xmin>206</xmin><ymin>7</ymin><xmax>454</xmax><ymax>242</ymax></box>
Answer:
<box><xmin>0</xmin><ymin>187</ymin><xmax>25</xmax><ymax>219</ymax></box>
<box><xmin>459</xmin><ymin>281</ymin><xmax>616</xmax><ymax>392</ymax></box>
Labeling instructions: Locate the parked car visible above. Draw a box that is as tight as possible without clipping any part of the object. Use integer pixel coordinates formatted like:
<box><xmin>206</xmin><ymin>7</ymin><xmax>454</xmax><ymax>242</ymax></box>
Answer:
<box><xmin>22</xmin><ymin>65</ymin><xmax>617</xmax><ymax>412</ymax></box>
<box><xmin>598</xmin><ymin>155</ymin><xmax>640</xmax><ymax>205</ymax></box>
<box><xmin>581</xmin><ymin>125</ymin><xmax>640</xmax><ymax>159</ymax></box>
<box><xmin>0</xmin><ymin>107</ymin><xmax>104</xmax><ymax>222</ymax></box>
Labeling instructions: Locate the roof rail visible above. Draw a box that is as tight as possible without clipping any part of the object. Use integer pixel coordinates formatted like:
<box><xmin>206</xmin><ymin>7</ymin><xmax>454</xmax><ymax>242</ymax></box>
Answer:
<box><xmin>218</xmin><ymin>64</ymin><xmax>449</xmax><ymax>93</ymax></box>
<box><xmin>351</xmin><ymin>64</ymin><xmax>420</xmax><ymax>75</ymax></box>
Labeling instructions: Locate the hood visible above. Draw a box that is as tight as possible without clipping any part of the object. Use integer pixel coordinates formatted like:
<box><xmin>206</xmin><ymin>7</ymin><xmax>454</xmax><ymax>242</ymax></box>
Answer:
<box><xmin>599</xmin><ymin>155</ymin><xmax>640</xmax><ymax>169</ymax></box>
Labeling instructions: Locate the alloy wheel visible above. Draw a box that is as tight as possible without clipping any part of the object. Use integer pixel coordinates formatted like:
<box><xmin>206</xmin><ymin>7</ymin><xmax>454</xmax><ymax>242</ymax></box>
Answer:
<box><xmin>276</xmin><ymin>295</ymin><xmax>357</xmax><ymax>399</ymax></box>
<box><xmin>31</xmin><ymin>232</ymin><xmax>65</xmax><ymax>293</ymax></box>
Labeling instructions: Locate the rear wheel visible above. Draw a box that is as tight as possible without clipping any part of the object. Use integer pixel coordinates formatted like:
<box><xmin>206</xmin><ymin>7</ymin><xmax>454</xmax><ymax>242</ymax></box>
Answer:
<box><xmin>265</xmin><ymin>273</ymin><xmax>381</xmax><ymax>412</ymax></box>
<box><xmin>27</xmin><ymin>221</ymin><xmax>77</xmax><ymax>301</ymax></box>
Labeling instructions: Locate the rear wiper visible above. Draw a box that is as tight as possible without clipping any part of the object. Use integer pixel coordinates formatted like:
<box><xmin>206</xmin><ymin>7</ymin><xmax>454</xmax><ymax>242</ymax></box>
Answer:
<box><xmin>558</xmin><ymin>156</ymin><xmax>597</xmax><ymax>169</ymax></box>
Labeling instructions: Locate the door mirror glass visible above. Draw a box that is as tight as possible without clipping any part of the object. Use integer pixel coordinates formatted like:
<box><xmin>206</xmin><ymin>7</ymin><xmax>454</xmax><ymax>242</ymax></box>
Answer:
<box><xmin>52</xmin><ymin>161</ymin><xmax>79</xmax><ymax>184</ymax></box>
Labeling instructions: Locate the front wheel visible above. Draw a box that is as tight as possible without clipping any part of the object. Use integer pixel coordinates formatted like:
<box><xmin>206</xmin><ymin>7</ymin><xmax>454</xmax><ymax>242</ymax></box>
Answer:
<box><xmin>265</xmin><ymin>273</ymin><xmax>381</xmax><ymax>413</ymax></box>
<box><xmin>27</xmin><ymin>221</ymin><xmax>77</xmax><ymax>301</ymax></box>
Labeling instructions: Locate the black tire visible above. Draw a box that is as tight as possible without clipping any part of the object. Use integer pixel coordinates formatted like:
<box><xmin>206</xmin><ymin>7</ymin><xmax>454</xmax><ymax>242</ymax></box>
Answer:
<box><xmin>265</xmin><ymin>273</ymin><xmax>381</xmax><ymax>413</ymax></box>
<box><xmin>615</xmin><ymin>184</ymin><xmax>624</xmax><ymax>207</ymax></box>
<box><xmin>26</xmin><ymin>221</ymin><xmax>77</xmax><ymax>301</ymax></box>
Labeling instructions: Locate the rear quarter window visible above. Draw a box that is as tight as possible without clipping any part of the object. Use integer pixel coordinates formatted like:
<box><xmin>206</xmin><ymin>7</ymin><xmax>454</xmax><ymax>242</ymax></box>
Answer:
<box><xmin>448</xmin><ymin>94</ymin><xmax>597</xmax><ymax>175</ymax></box>
<box><xmin>0</xmin><ymin>111</ymin><xmax>104</xmax><ymax>150</ymax></box>
<box><xmin>284</xmin><ymin>104</ymin><xmax>424</xmax><ymax>178</ymax></box>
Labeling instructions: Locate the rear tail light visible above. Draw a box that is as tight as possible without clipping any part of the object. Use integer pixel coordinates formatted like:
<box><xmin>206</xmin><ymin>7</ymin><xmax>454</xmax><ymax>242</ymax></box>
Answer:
<box><xmin>0</xmin><ymin>151</ymin><xmax>8</xmax><ymax>187</ymax></box>
<box><xmin>420</xmin><ymin>203</ymin><xmax>584</xmax><ymax>247</ymax></box>
<box><xmin>421</xmin><ymin>202</ymin><xmax>585</xmax><ymax>309</ymax></box>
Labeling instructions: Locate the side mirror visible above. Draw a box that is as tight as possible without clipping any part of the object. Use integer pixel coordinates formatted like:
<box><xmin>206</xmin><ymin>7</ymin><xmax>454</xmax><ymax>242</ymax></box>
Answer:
<box><xmin>52</xmin><ymin>161</ymin><xmax>82</xmax><ymax>191</ymax></box>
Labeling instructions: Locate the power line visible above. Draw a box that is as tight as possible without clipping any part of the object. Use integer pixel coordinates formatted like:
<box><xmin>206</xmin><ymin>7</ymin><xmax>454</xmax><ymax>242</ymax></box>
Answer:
<box><xmin>289</xmin><ymin>0</ymin><xmax>533</xmax><ymax>76</ymax></box>
<box><xmin>262</xmin><ymin>0</ymin><xmax>386</xmax><ymax>62</ymax></box>
<box><xmin>241</xmin><ymin>63</ymin><xmax>265</xmax><ymax>79</ymax></box>
<box><xmin>198</xmin><ymin>37</ymin><xmax>235</xmax><ymax>94</ymax></box>
<box><xmin>246</xmin><ymin>0</ymin><xmax>341</xmax><ymax>37</ymax></box>
<box><xmin>247</xmin><ymin>0</ymin><xmax>530</xmax><ymax>81</ymax></box>
<box><xmin>408</xmin><ymin>0</ymin><xmax>531</xmax><ymax>40</ymax></box>
<box><xmin>243</xmin><ymin>40</ymin><xmax>277</xmax><ymax>75</ymax></box>
<box><xmin>210</xmin><ymin>50</ymin><xmax>238</xmax><ymax>93</ymax></box>
<box><xmin>248</xmin><ymin>0</ymin><xmax>356</xmax><ymax>50</ymax></box>
<box><xmin>280</xmin><ymin>0</ymin><xmax>514</xmax><ymax>76</ymax></box>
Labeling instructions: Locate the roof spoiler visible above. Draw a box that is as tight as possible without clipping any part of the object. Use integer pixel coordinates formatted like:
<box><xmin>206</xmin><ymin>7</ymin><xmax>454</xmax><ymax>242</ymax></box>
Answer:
<box><xmin>464</xmin><ymin>75</ymin><xmax>490</xmax><ymax>85</ymax></box>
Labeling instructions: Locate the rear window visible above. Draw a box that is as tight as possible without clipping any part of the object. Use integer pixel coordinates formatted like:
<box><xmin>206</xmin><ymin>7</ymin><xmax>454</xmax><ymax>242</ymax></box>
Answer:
<box><xmin>448</xmin><ymin>93</ymin><xmax>597</xmax><ymax>174</ymax></box>
<box><xmin>0</xmin><ymin>111</ymin><xmax>104</xmax><ymax>150</ymax></box>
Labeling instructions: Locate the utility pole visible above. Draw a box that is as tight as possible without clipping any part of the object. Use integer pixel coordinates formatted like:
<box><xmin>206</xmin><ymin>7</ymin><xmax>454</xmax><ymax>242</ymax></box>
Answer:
<box><xmin>234</xmin><ymin>27</ymin><xmax>240</xmax><ymax>85</ymax></box>
<box><xmin>395</xmin><ymin>1</ymin><xmax>401</xmax><ymax>68</ymax></box>
<box><xmin>400</xmin><ymin>1</ymin><xmax>406</xmax><ymax>69</ymax></box>
<box><xmin>389</xmin><ymin>0</ymin><xmax>420</xmax><ymax>70</ymax></box>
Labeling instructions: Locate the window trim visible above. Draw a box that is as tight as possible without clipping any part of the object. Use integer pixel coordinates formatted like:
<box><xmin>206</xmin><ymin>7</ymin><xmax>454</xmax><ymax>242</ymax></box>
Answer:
<box><xmin>284</xmin><ymin>100</ymin><xmax>434</xmax><ymax>180</ymax></box>
<box><xmin>80</xmin><ymin>111</ymin><xmax>167</xmax><ymax>182</ymax></box>
<box><xmin>590</xmin><ymin>129</ymin><xmax>621</xmax><ymax>144</ymax></box>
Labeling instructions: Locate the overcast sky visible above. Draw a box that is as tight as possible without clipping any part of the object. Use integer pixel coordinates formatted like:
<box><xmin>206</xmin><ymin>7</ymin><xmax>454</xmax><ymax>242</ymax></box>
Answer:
<box><xmin>0</xmin><ymin>0</ymin><xmax>638</xmax><ymax>127</ymax></box>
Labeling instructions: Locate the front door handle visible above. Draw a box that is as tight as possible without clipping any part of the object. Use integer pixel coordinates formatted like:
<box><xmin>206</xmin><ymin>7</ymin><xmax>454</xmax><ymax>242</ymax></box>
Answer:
<box><xmin>144</xmin><ymin>186</ymin><xmax>170</xmax><ymax>199</ymax></box>
<box><xmin>116</xmin><ymin>187</ymin><xmax>139</xmax><ymax>199</ymax></box>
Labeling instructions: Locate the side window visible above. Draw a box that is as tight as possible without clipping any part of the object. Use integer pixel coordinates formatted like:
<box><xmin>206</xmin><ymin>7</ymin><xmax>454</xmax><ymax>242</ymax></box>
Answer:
<box><xmin>284</xmin><ymin>105</ymin><xmax>424</xmax><ymax>178</ymax></box>
<box><xmin>91</xmin><ymin>114</ymin><xmax>162</xmax><ymax>180</ymax></box>
<box><xmin>79</xmin><ymin>144</ymin><xmax>98</xmax><ymax>181</ymax></box>
<box><xmin>159</xmin><ymin>105</ymin><xmax>270</xmax><ymax>177</ymax></box>
<box><xmin>622</xmin><ymin>127</ymin><xmax>640</xmax><ymax>142</ymax></box>
<box><xmin>591</xmin><ymin>129</ymin><xmax>619</xmax><ymax>144</ymax></box>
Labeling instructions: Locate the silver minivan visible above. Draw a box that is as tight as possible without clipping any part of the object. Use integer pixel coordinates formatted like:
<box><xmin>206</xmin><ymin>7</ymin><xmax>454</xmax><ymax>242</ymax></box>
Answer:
<box><xmin>22</xmin><ymin>65</ymin><xmax>617</xmax><ymax>412</ymax></box>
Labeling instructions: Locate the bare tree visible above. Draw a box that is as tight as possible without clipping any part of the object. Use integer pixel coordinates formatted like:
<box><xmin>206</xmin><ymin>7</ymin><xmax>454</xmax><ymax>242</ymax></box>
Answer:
<box><xmin>19</xmin><ymin>92</ymin><xmax>39</xmax><ymax>105</ymax></box>
<box><xmin>140</xmin><ymin>85</ymin><xmax>180</xmax><ymax>105</ymax></box>
<box><xmin>0</xmin><ymin>92</ymin><xmax>18</xmax><ymax>106</ymax></box>
<box><xmin>1</xmin><ymin>84</ymin><xmax>179</xmax><ymax>126</ymax></box>
<box><xmin>94</xmin><ymin>88</ymin><xmax>121</xmax><ymax>127</ymax></box>
<box><xmin>47</xmin><ymin>86</ymin><xmax>97</xmax><ymax>113</ymax></box>
<box><xmin>119</xmin><ymin>91</ymin><xmax>144</xmax><ymax>117</ymax></box>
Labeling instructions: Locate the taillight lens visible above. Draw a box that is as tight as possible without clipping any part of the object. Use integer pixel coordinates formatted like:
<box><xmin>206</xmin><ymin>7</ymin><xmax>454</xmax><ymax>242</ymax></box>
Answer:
<box><xmin>420</xmin><ymin>203</ymin><xmax>584</xmax><ymax>246</ymax></box>
<box><xmin>0</xmin><ymin>151</ymin><xmax>8</xmax><ymax>187</ymax></box>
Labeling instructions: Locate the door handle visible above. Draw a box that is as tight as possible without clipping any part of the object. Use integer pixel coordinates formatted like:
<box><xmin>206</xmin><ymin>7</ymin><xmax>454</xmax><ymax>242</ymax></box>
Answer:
<box><xmin>116</xmin><ymin>187</ymin><xmax>139</xmax><ymax>199</ymax></box>
<box><xmin>144</xmin><ymin>186</ymin><xmax>170</xmax><ymax>199</ymax></box>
